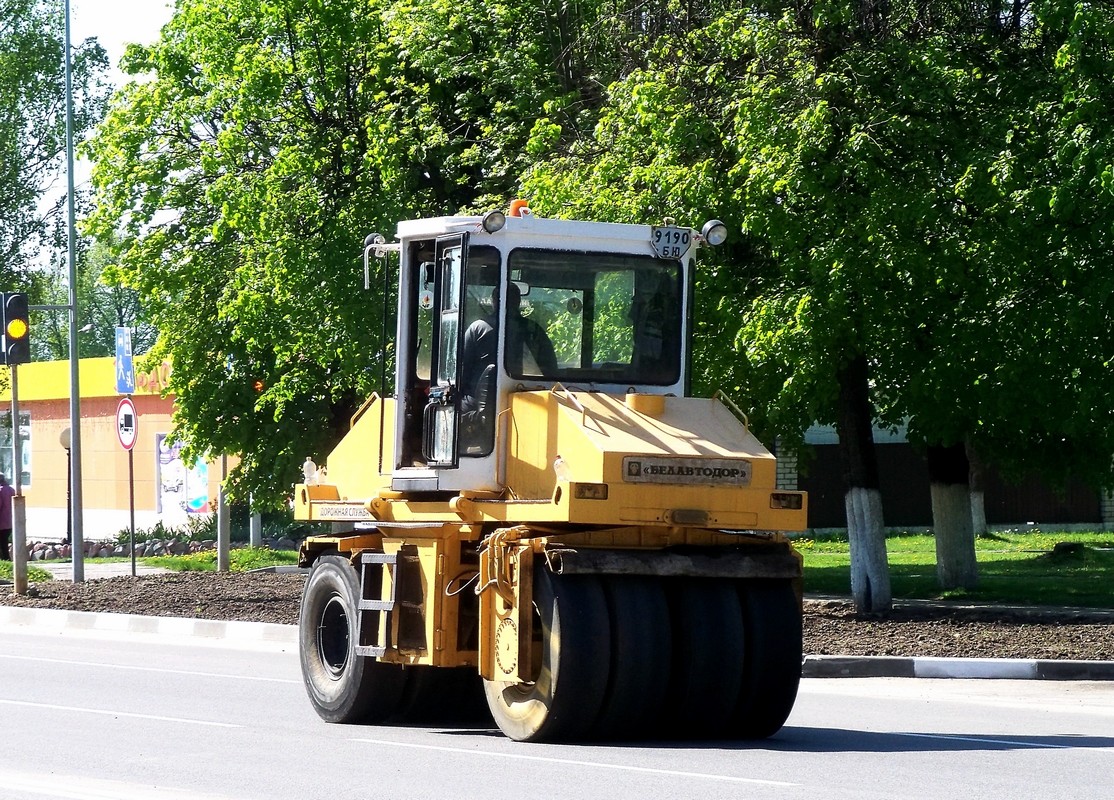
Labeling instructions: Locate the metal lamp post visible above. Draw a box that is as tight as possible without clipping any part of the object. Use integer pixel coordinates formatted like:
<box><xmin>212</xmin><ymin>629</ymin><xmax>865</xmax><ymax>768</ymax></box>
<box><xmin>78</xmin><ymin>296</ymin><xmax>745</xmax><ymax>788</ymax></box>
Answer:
<box><xmin>63</xmin><ymin>0</ymin><xmax>85</xmax><ymax>581</ymax></box>
<box><xmin>59</xmin><ymin>427</ymin><xmax>72</xmax><ymax>545</ymax></box>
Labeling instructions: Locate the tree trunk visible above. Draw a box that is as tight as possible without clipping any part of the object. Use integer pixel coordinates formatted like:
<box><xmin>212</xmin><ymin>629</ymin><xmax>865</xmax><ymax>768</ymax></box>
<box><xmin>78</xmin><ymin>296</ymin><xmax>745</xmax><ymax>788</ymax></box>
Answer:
<box><xmin>836</xmin><ymin>353</ymin><xmax>891</xmax><ymax>612</ymax></box>
<box><xmin>966</xmin><ymin>441</ymin><xmax>987</xmax><ymax>536</ymax></box>
<box><xmin>928</xmin><ymin>443</ymin><xmax>978</xmax><ymax>590</ymax></box>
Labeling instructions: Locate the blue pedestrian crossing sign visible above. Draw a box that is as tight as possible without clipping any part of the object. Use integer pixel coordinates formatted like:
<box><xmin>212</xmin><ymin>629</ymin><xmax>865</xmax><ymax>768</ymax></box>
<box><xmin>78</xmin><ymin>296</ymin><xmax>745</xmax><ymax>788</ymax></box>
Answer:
<box><xmin>115</xmin><ymin>326</ymin><xmax>136</xmax><ymax>394</ymax></box>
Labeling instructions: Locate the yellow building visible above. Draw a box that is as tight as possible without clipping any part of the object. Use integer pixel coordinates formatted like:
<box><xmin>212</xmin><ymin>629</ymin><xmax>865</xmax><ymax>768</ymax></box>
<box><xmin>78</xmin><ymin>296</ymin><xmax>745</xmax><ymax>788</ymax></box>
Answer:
<box><xmin>1</xmin><ymin>357</ymin><xmax>224</xmax><ymax>542</ymax></box>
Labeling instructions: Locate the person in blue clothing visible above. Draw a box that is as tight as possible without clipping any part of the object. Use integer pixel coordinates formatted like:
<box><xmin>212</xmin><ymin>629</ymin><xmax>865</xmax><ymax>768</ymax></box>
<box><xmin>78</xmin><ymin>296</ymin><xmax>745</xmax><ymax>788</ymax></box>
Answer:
<box><xmin>0</xmin><ymin>474</ymin><xmax>14</xmax><ymax>561</ymax></box>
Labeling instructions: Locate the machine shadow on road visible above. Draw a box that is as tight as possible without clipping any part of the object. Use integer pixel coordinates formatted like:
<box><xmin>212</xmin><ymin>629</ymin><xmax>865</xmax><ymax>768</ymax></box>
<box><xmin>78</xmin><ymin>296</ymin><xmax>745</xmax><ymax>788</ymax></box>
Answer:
<box><xmin>751</xmin><ymin>727</ymin><xmax>1114</xmax><ymax>754</ymax></box>
<box><xmin>427</xmin><ymin>725</ymin><xmax>1114</xmax><ymax>753</ymax></box>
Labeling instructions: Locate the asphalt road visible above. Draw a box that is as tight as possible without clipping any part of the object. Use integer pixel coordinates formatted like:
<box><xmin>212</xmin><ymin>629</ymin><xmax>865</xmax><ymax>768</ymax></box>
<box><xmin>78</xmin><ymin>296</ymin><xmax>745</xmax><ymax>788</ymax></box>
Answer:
<box><xmin>1</xmin><ymin>627</ymin><xmax>1112</xmax><ymax>800</ymax></box>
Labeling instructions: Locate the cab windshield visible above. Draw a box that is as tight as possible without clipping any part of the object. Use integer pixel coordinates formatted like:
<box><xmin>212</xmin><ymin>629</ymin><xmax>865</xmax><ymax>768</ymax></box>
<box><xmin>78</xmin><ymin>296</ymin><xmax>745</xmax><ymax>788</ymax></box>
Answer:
<box><xmin>505</xmin><ymin>249</ymin><xmax>683</xmax><ymax>385</ymax></box>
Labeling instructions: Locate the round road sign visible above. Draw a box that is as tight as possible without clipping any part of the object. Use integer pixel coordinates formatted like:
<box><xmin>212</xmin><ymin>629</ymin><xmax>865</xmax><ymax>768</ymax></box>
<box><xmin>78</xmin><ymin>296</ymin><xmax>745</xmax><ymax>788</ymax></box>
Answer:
<box><xmin>116</xmin><ymin>397</ymin><xmax>138</xmax><ymax>451</ymax></box>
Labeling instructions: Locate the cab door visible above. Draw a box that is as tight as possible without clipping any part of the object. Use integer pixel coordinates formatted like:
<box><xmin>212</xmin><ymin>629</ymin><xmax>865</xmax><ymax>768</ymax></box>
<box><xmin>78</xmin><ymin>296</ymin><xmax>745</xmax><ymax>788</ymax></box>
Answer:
<box><xmin>423</xmin><ymin>234</ymin><xmax>467</xmax><ymax>468</ymax></box>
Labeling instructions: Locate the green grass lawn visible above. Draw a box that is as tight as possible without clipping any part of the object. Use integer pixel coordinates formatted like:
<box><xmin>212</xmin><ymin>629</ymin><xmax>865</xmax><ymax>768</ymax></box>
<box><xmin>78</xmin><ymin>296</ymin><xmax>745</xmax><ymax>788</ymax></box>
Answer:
<box><xmin>798</xmin><ymin>530</ymin><xmax>1114</xmax><ymax>609</ymax></box>
<box><xmin>139</xmin><ymin>547</ymin><xmax>300</xmax><ymax>572</ymax></box>
<box><xmin>0</xmin><ymin>561</ymin><xmax>53</xmax><ymax>583</ymax></box>
<box><xmin>1</xmin><ymin>547</ymin><xmax>298</xmax><ymax>580</ymax></box>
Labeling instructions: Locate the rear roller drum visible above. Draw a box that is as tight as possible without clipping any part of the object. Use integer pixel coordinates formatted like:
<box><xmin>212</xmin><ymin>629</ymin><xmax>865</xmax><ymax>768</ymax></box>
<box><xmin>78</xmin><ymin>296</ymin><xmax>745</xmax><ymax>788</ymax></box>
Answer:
<box><xmin>299</xmin><ymin>553</ymin><xmax>407</xmax><ymax>724</ymax></box>
<box><xmin>663</xmin><ymin>578</ymin><xmax>746</xmax><ymax>738</ymax></box>
<box><xmin>591</xmin><ymin>576</ymin><xmax>672</xmax><ymax>740</ymax></box>
<box><xmin>483</xmin><ymin>570</ymin><xmax>610</xmax><ymax>742</ymax></box>
<box><xmin>730</xmin><ymin>579</ymin><xmax>802</xmax><ymax>738</ymax></box>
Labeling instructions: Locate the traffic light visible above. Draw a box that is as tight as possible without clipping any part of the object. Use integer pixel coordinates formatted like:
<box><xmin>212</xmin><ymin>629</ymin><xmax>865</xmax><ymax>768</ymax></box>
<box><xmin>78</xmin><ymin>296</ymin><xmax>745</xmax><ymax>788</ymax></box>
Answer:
<box><xmin>2</xmin><ymin>292</ymin><xmax>29</xmax><ymax>365</ymax></box>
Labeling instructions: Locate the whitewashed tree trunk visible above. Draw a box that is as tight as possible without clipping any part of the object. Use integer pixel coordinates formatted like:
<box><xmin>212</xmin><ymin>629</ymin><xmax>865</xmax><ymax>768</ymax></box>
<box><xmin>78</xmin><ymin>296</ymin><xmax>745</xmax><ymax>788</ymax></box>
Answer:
<box><xmin>966</xmin><ymin>441</ymin><xmax>987</xmax><ymax>536</ymax></box>
<box><xmin>845</xmin><ymin>486</ymin><xmax>890</xmax><ymax>612</ymax></box>
<box><xmin>932</xmin><ymin>482</ymin><xmax>978</xmax><ymax>589</ymax></box>
<box><xmin>969</xmin><ymin>489</ymin><xmax>987</xmax><ymax>537</ymax></box>
<box><xmin>836</xmin><ymin>353</ymin><xmax>892</xmax><ymax>613</ymax></box>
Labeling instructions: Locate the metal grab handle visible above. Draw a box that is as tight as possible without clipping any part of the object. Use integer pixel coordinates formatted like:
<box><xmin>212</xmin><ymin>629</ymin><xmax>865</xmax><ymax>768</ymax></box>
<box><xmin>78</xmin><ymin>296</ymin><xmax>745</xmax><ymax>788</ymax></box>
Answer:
<box><xmin>421</xmin><ymin>402</ymin><xmax>436</xmax><ymax>461</ymax></box>
<box><xmin>713</xmin><ymin>389</ymin><xmax>751</xmax><ymax>432</ymax></box>
<box><xmin>549</xmin><ymin>381</ymin><xmax>604</xmax><ymax>433</ymax></box>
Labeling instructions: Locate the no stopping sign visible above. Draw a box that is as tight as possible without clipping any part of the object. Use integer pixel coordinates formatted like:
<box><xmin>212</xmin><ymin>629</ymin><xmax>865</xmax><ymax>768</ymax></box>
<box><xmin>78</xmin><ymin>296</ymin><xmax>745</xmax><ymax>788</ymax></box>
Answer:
<box><xmin>116</xmin><ymin>397</ymin><xmax>138</xmax><ymax>451</ymax></box>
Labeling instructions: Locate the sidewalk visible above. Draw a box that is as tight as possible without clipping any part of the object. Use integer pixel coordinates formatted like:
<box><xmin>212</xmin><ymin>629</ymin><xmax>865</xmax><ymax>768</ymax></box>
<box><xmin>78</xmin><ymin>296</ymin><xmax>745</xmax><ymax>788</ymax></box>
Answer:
<box><xmin>33</xmin><ymin>560</ymin><xmax>174</xmax><ymax>580</ymax></box>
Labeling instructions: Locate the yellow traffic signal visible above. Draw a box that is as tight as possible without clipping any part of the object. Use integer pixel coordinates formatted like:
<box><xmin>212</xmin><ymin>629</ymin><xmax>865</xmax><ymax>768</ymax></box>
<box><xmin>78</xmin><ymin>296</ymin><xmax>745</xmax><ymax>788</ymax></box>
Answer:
<box><xmin>2</xmin><ymin>292</ymin><xmax>29</xmax><ymax>365</ymax></box>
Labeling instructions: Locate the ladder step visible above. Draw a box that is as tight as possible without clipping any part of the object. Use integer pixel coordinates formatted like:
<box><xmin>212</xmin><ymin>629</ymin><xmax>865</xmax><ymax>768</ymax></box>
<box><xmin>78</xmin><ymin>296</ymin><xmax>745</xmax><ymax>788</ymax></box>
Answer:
<box><xmin>361</xmin><ymin>552</ymin><xmax>397</xmax><ymax>565</ymax></box>
<box><xmin>356</xmin><ymin>550</ymin><xmax>399</xmax><ymax>659</ymax></box>
<box><xmin>359</xmin><ymin>599</ymin><xmax>394</xmax><ymax>612</ymax></box>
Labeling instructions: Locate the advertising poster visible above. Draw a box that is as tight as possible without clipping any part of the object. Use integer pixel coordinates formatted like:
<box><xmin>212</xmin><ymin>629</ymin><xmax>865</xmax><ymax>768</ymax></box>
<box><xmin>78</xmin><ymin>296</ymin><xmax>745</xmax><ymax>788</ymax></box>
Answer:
<box><xmin>186</xmin><ymin>458</ymin><xmax>210</xmax><ymax>513</ymax></box>
<box><xmin>155</xmin><ymin>434</ymin><xmax>210</xmax><ymax>524</ymax></box>
<box><xmin>0</xmin><ymin>411</ymin><xmax>31</xmax><ymax>487</ymax></box>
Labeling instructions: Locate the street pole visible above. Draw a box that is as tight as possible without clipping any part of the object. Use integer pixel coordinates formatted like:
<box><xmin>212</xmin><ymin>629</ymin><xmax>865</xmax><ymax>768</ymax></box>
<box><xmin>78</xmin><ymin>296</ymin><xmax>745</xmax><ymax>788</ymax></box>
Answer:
<box><xmin>217</xmin><ymin>454</ymin><xmax>230</xmax><ymax>572</ymax></box>
<box><xmin>63</xmin><ymin>0</ymin><xmax>84</xmax><ymax>582</ymax></box>
<box><xmin>10</xmin><ymin>366</ymin><xmax>27</xmax><ymax>595</ymax></box>
<box><xmin>12</xmin><ymin>496</ymin><xmax>26</xmax><ymax>594</ymax></box>
<box><xmin>58</xmin><ymin>427</ymin><xmax>71</xmax><ymax>544</ymax></box>
<box><xmin>65</xmin><ymin>448</ymin><xmax>71</xmax><ymax>544</ymax></box>
<box><xmin>128</xmin><ymin>444</ymin><xmax>136</xmax><ymax>576</ymax></box>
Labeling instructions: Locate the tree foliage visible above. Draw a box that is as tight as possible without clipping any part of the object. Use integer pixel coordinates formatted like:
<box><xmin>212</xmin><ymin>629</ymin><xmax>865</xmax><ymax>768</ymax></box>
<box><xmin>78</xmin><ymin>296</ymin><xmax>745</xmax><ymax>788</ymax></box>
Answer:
<box><xmin>87</xmin><ymin>0</ymin><xmax>1114</xmax><ymax>537</ymax></box>
<box><xmin>85</xmin><ymin>0</ymin><xmax>598</xmax><ymax>505</ymax></box>
<box><xmin>36</xmin><ymin>238</ymin><xmax>157</xmax><ymax>360</ymax></box>
<box><xmin>0</xmin><ymin>0</ymin><xmax>108</xmax><ymax>288</ymax></box>
<box><xmin>520</xmin><ymin>0</ymin><xmax>1114</xmax><ymax>599</ymax></box>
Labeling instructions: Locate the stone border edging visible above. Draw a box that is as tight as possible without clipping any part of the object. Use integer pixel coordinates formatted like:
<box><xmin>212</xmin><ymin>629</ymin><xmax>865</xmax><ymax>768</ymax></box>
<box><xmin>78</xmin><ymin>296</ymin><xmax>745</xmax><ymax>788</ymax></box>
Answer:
<box><xmin>803</xmin><ymin>654</ymin><xmax>1114</xmax><ymax>680</ymax></box>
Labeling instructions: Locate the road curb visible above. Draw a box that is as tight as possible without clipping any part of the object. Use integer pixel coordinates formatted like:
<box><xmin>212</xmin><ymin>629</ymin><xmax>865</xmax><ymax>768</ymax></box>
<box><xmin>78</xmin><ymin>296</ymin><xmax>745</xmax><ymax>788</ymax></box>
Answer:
<box><xmin>0</xmin><ymin>605</ymin><xmax>298</xmax><ymax>650</ymax></box>
<box><xmin>803</xmin><ymin>654</ymin><xmax>1114</xmax><ymax>680</ymax></box>
<box><xmin>4</xmin><ymin>606</ymin><xmax>1113</xmax><ymax>679</ymax></box>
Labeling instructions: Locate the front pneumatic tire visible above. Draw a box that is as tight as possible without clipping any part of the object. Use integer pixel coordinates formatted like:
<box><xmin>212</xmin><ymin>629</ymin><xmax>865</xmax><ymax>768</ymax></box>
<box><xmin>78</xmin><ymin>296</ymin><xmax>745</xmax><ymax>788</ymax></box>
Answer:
<box><xmin>483</xmin><ymin>570</ymin><xmax>611</xmax><ymax>742</ymax></box>
<box><xmin>299</xmin><ymin>553</ymin><xmax>406</xmax><ymax>723</ymax></box>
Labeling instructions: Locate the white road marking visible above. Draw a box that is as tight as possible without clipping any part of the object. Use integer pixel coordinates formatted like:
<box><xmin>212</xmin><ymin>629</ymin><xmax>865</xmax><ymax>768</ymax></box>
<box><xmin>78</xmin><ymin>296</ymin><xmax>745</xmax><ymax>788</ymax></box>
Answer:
<box><xmin>0</xmin><ymin>769</ymin><xmax>247</xmax><ymax>800</ymax></box>
<box><xmin>352</xmin><ymin>737</ymin><xmax>799</xmax><ymax>787</ymax></box>
<box><xmin>0</xmin><ymin>698</ymin><xmax>242</xmax><ymax>728</ymax></box>
<box><xmin>0</xmin><ymin>653</ymin><xmax>298</xmax><ymax>683</ymax></box>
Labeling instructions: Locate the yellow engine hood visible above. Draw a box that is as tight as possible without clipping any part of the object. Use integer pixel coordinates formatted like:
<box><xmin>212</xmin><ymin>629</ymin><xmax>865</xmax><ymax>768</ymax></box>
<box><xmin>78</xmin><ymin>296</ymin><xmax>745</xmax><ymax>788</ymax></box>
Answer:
<box><xmin>506</xmin><ymin>390</ymin><xmax>777</xmax><ymax>501</ymax></box>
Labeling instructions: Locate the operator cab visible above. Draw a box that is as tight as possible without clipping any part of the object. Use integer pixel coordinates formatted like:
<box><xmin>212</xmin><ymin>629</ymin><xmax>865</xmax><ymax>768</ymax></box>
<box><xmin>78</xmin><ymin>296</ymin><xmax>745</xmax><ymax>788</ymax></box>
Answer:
<box><xmin>382</xmin><ymin>209</ymin><xmax>717</xmax><ymax>494</ymax></box>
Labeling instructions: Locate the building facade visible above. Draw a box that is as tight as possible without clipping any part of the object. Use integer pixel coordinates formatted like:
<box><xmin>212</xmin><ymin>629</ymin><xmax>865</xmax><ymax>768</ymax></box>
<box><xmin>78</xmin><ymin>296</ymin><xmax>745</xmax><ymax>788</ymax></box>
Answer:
<box><xmin>780</xmin><ymin>425</ymin><xmax>1113</xmax><ymax>530</ymax></box>
<box><xmin>1</xmin><ymin>357</ymin><xmax>223</xmax><ymax>542</ymax></box>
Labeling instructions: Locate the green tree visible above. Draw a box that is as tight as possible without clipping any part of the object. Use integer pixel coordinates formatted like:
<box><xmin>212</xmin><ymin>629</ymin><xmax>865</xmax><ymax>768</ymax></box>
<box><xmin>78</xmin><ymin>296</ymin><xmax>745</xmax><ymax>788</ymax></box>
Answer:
<box><xmin>0</xmin><ymin>0</ymin><xmax>108</xmax><ymax>288</ymax></box>
<box><xmin>84</xmin><ymin>0</ymin><xmax>590</xmax><ymax>505</ymax></box>
<box><xmin>36</xmin><ymin>238</ymin><xmax>157</xmax><ymax>360</ymax></box>
<box><xmin>522</xmin><ymin>2</ymin><xmax>900</xmax><ymax>610</ymax></box>
<box><xmin>522</xmin><ymin>0</ymin><xmax>1114</xmax><ymax>608</ymax></box>
<box><xmin>866</xmin><ymin>1</ymin><xmax>1114</xmax><ymax>588</ymax></box>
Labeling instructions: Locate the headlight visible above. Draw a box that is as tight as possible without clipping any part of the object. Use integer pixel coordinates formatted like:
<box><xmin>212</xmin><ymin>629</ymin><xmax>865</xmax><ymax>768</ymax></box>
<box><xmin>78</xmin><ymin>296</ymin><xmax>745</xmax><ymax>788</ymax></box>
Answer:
<box><xmin>700</xmin><ymin>219</ymin><xmax>728</xmax><ymax>247</ymax></box>
<box><xmin>482</xmin><ymin>210</ymin><xmax>507</xmax><ymax>233</ymax></box>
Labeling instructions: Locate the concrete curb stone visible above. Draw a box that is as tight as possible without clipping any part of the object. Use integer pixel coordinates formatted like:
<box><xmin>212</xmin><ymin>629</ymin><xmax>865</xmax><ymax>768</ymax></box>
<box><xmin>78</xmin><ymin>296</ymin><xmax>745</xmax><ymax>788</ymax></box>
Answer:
<box><xmin>3</xmin><ymin>604</ymin><xmax>1112</xmax><ymax>678</ymax></box>
<box><xmin>803</xmin><ymin>654</ymin><xmax>1114</xmax><ymax>681</ymax></box>
<box><xmin>0</xmin><ymin>605</ymin><xmax>297</xmax><ymax>651</ymax></box>
<box><xmin>4</xmin><ymin>573</ymin><xmax>1113</xmax><ymax>675</ymax></box>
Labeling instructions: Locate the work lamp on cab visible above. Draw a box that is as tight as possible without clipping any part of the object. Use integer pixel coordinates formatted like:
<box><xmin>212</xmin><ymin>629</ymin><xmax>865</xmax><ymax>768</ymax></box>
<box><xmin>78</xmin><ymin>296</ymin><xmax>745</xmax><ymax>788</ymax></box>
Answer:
<box><xmin>482</xmin><ymin>210</ymin><xmax>507</xmax><ymax>233</ymax></box>
<box><xmin>2</xmin><ymin>292</ymin><xmax>30</xmax><ymax>365</ymax></box>
<box><xmin>701</xmin><ymin>219</ymin><xmax>728</xmax><ymax>247</ymax></box>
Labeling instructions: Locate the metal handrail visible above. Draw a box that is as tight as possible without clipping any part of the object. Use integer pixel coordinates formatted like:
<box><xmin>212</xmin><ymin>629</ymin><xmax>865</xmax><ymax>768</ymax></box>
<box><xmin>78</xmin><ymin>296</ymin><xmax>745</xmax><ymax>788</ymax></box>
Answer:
<box><xmin>712</xmin><ymin>389</ymin><xmax>751</xmax><ymax>432</ymax></box>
